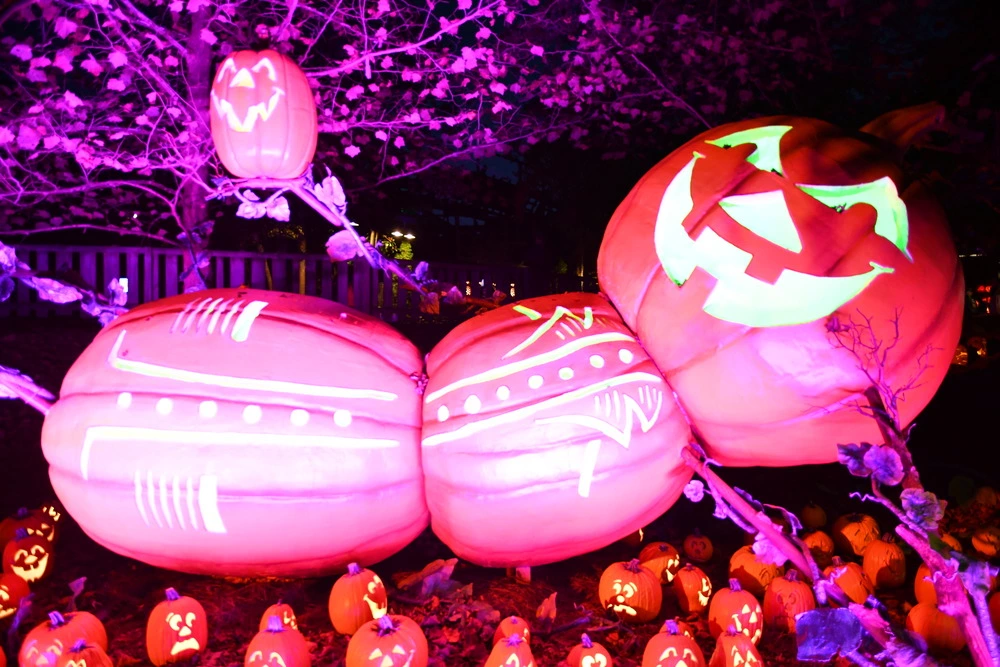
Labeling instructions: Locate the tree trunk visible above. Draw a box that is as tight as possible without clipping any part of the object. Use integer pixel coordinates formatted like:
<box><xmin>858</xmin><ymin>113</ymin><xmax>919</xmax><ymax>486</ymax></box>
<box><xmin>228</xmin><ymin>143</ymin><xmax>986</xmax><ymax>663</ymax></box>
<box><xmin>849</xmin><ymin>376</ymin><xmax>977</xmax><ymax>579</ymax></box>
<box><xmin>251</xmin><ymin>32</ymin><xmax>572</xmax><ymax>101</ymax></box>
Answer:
<box><xmin>180</xmin><ymin>9</ymin><xmax>213</xmax><ymax>291</ymax></box>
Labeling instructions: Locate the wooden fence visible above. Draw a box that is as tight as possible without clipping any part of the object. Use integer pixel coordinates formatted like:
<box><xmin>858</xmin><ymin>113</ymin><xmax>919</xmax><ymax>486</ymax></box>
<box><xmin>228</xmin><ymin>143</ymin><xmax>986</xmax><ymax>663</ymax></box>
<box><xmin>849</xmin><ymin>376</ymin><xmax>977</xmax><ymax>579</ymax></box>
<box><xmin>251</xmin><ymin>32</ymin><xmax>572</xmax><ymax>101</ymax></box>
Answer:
<box><xmin>0</xmin><ymin>245</ymin><xmax>541</xmax><ymax>321</ymax></box>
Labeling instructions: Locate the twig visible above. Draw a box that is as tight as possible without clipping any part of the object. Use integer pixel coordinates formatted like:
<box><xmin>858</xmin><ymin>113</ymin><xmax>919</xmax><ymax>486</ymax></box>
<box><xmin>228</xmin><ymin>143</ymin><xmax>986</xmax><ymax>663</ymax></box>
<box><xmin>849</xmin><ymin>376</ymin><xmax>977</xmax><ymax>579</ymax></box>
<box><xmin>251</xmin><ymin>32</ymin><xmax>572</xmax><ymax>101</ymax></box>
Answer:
<box><xmin>536</xmin><ymin>614</ymin><xmax>592</xmax><ymax>638</ymax></box>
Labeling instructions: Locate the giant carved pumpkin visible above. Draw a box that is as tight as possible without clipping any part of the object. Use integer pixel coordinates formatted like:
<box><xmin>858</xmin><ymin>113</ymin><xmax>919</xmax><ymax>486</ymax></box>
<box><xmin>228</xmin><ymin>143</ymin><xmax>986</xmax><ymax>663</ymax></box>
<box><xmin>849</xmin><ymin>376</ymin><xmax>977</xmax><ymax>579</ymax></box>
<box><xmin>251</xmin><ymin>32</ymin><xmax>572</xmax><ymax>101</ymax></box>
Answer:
<box><xmin>422</xmin><ymin>293</ymin><xmax>693</xmax><ymax>566</ymax></box>
<box><xmin>597</xmin><ymin>113</ymin><xmax>963</xmax><ymax>467</ymax></box>
<box><xmin>210</xmin><ymin>49</ymin><xmax>317</xmax><ymax>179</ymax></box>
<box><xmin>40</xmin><ymin>289</ymin><xmax>427</xmax><ymax>577</ymax></box>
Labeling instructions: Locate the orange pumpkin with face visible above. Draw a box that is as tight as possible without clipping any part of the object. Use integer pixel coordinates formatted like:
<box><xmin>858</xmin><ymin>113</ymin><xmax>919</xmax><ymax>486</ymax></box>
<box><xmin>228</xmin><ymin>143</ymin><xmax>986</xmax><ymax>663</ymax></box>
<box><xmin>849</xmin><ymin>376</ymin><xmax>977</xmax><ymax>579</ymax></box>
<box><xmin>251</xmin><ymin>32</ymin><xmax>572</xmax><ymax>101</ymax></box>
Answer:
<box><xmin>485</xmin><ymin>633</ymin><xmax>534</xmax><ymax>667</ymax></box>
<box><xmin>19</xmin><ymin>612</ymin><xmax>108</xmax><ymax>667</ymax></box>
<box><xmin>639</xmin><ymin>542</ymin><xmax>682</xmax><ymax>584</ymax></box>
<box><xmin>146</xmin><ymin>588</ymin><xmax>208</xmax><ymax>666</ymax></box>
<box><xmin>0</xmin><ymin>508</ymin><xmax>58</xmax><ymax>547</ymax></box>
<box><xmin>708</xmin><ymin>626</ymin><xmax>763</xmax><ymax>667</ymax></box>
<box><xmin>493</xmin><ymin>616</ymin><xmax>530</xmax><ymax>646</ymax></box>
<box><xmin>728</xmin><ymin>546</ymin><xmax>783</xmax><ymax>597</ymax></box>
<box><xmin>345</xmin><ymin>615</ymin><xmax>428</xmax><ymax>667</ymax></box>
<box><xmin>831</xmin><ymin>513</ymin><xmax>880</xmax><ymax>557</ymax></box>
<box><xmin>52</xmin><ymin>640</ymin><xmax>113</xmax><ymax>667</ymax></box>
<box><xmin>707</xmin><ymin>579</ymin><xmax>763</xmax><ymax>644</ymax></box>
<box><xmin>641</xmin><ymin>621</ymin><xmax>705</xmax><ymax>667</ymax></box>
<box><xmin>683</xmin><ymin>532</ymin><xmax>713</xmax><ymax>563</ymax></box>
<box><xmin>762</xmin><ymin>569</ymin><xmax>815</xmax><ymax>633</ymax></box>
<box><xmin>259</xmin><ymin>602</ymin><xmax>298</xmax><ymax>632</ymax></box>
<box><xmin>2</xmin><ymin>529</ymin><xmax>52</xmax><ymax>583</ymax></box>
<box><xmin>566</xmin><ymin>633</ymin><xmax>612</xmax><ymax>667</ymax></box>
<box><xmin>209</xmin><ymin>49</ymin><xmax>317</xmax><ymax>179</ymax></box>
<box><xmin>0</xmin><ymin>572</ymin><xmax>29</xmax><ymax>620</ymax></box>
<box><xmin>329</xmin><ymin>563</ymin><xmax>388</xmax><ymax>635</ymax></box>
<box><xmin>674</xmin><ymin>564</ymin><xmax>712</xmax><ymax>614</ymax></box>
<box><xmin>598</xmin><ymin>559</ymin><xmax>662</xmax><ymax>623</ymax></box>
<box><xmin>245</xmin><ymin>616</ymin><xmax>310</xmax><ymax>667</ymax></box>
<box><xmin>598</xmin><ymin>114</ymin><xmax>962</xmax><ymax>468</ymax></box>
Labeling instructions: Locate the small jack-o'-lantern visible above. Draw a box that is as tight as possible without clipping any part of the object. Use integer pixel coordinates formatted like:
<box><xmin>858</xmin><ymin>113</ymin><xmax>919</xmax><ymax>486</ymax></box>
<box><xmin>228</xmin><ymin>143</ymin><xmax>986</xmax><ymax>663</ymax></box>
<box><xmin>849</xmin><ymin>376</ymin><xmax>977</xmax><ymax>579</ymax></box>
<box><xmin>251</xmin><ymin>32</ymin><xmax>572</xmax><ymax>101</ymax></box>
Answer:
<box><xmin>209</xmin><ymin>49</ymin><xmax>318</xmax><ymax>179</ymax></box>
<box><xmin>146</xmin><ymin>588</ymin><xmax>208</xmax><ymax>666</ymax></box>
<box><xmin>674</xmin><ymin>564</ymin><xmax>712</xmax><ymax>614</ymax></box>
<box><xmin>762</xmin><ymin>569</ymin><xmax>815</xmax><ymax>633</ymax></box>
<box><xmin>728</xmin><ymin>546</ymin><xmax>783</xmax><ymax>597</ymax></box>
<box><xmin>639</xmin><ymin>542</ymin><xmax>682</xmax><ymax>583</ymax></box>
<box><xmin>485</xmin><ymin>633</ymin><xmax>534</xmax><ymax>667</ymax></box>
<box><xmin>598</xmin><ymin>559</ymin><xmax>662</xmax><ymax>623</ymax></box>
<box><xmin>52</xmin><ymin>640</ymin><xmax>113</xmax><ymax>667</ymax></box>
<box><xmin>567</xmin><ymin>633</ymin><xmax>612</xmax><ymax>667</ymax></box>
<box><xmin>974</xmin><ymin>486</ymin><xmax>1000</xmax><ymax>508</ymax></box>
<box><xmin>800</xmin><ymin>503</ymin><xmax>826</xmax><ymax>530</ymax></box>
<box><xmin>0</xmin><ymin>572</ymin><xmax>29</xmax><ymax>620</ymax></box>
<box><xmin>824</xmin><ymin>557</ymin><xmax>874</xmax><ymax>604</ymax></box>
<box><xmin>493</xmin><ymin>616</ymin><xmax>530</xmax><ymax>646</ymax></box>
<box><xmin>708</xmin><ymin>626</ymin><xmax>763</xmax><ymax>667</ymax></box>
<box><xmin>245</xmin><ymin>616</ymin><xmax>310</xmax><ymax>667</ymax></box>
<box><xmin>972</xmin><ymin>527</ymin><xmax>1000</xmax><ymax>558</ymax></box>
<box><xmin>3</xmin><ymin>529</ymin><xmax>52</xmax><ymax>583</ymax></box>
<box><xmin>19</xmin><ymin>612</ymin><xmax>108</xmax><ymax>667</ymax></box>
<box><xmin>831</xmin><ymin>513</ymin><xmax>880</xmax><ymax>557</ymax></box>
<box><xmin>329</xmin><ymin>563</ymin><xmax>388</xmax><ymax>635</ymax></box>
<box><xmin>345</xmin><ymin>615</ymin><xmax>428</xmax><ymax>667</ymax></box>
<box><xmin>0</xmin><ymin>508</ymin><xmax>58</xmax><ymax>547</ymax></box>
<box><xmin>906</xmin><ymin>603</ymin><xmax>966</xmax><ymax>656</ymax></box>
<box><xmin>862</xmin><ymin>534</ymin><xmax>906</xmax><ymax>589</ymax></box>
<box><xmin>708</xmin><ymin>579</ymin><xmax>763</xmax><ymax>644</ymax></box>
<box><xmin>260</xmin><ymin>602</ymin><xmax>298</xmax><ymax>632</ymax></box>
<box><xmin>802</xmin><ymin>530</ymin><xmax>835</xmax><ymax>569</ymax></box>
<box><xmin>683</xmin><ymin>532</ymin><xmax>713</xmax><ymax>563</ymax></box>
<box><xmin>642</xmin><ymin>620</ymin><xmax>705</xmax><ymax>667</ymax></box>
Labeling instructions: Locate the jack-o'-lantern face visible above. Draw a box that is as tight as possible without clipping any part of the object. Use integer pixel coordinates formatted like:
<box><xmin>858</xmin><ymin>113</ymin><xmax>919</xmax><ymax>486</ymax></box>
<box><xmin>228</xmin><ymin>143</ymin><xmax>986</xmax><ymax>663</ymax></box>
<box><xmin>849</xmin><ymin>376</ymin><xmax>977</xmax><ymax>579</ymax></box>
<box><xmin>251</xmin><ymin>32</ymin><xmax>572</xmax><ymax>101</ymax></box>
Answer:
<box><xmin>166</xmin><ymin>611</ymin><xmax>201</xmax><ymax>657</ymax></box>
<box><xmin>730</xmin><ymin>604</ymin><xmax>762</xmax><ymax>645</ymax></box>
<box><xmin>655</xmin><ymin>646</ymin><xmax>700</xmax><ymax>667</ymax></box>
<box><xmin>609</xmin><ymin>579</ymin><xmax>638</xmax><ymax>617</ymax></box>
<box><xmin>728</xmin><ymin>645</ymin><xmax>759</xmax><ymax>666</ymax></box>
<box><xmin>211</xmin><ymin>55</ymin><xmax>285</xmax><ymax>134</ymax></box>
<box><xmin>364</xmin><ymin>574</ymin><xmax>388</xmax><ymax>619</ymax></box>
<box><xmin>3</xmin><ymin>532</ymin><xmax>51</xmax><ymax>583</ymax></box>
<box><xmin>365</xmin><ymin>645</ymin><xmax>414</xmax><ymax>667</ymax></box>
<box><xmin>247</xmin><ymin>651</ymin><xmax>287</xmax><ymax>667</ymax></box>
<box><xmin>21</xmin><ymin>638</ymin><xmax>63</xmax><ymax>667</ymax></box>
<box><xmin>653</xmin><ymin>125</ymin><xmax>912</xmax><ymax>327</ymax></box>
<box><xmin>0</xmin><ymin>573</ymin><xmax>29</xmax><ymax>619</ymax></box>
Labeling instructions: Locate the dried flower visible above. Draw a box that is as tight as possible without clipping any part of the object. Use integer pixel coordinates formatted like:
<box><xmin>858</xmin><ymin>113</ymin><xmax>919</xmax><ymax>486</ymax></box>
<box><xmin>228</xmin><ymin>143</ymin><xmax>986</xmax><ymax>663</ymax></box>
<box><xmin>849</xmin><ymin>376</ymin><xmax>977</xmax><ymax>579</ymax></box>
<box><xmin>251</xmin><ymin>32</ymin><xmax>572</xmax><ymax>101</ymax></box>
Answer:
<box><xmin>837</xmin><ymin>442</ymin><xmax>873</xmax><ymax>477</ymax></box>
<box><xmin>900</xmin><ymin>488</ymin><xmax>945</xmax><ymax>531</ymax></box>
<box><xmin>751</xmin><ymin>532</ymin><xmax>788</xmax><ymax>567</ymax></box>
<box><xmin>683</xmin><ymin>480</ymin><xmax>705</xmax><ymax>503</ymax></box>
<box><xmin>863</xmin><ymin>445</ymin><xmax>904</xmax><ymax>486</ymax></box>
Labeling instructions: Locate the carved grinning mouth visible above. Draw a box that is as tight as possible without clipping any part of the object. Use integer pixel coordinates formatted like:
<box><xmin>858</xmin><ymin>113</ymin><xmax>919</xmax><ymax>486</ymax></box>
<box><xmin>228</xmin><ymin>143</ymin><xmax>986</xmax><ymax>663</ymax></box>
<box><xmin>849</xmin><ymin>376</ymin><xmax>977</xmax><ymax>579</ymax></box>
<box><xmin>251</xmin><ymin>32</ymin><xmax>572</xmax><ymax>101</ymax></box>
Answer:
<box><xmin>170</xmin><ymin>638</ymin><xmax>201</xmax><ymax>656</ymax></box>
<box><xmin>211</xmin><ymin>88</ymin><xmax>286</xmax><ymax>133</ymax></box>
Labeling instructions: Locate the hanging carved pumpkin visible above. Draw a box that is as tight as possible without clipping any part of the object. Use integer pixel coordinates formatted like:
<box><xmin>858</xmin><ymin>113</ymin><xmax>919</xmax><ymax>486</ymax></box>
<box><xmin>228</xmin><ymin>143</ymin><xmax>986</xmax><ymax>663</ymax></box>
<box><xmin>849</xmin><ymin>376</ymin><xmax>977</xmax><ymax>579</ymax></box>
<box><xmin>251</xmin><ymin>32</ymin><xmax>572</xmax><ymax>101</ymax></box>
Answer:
<box><xmin>674</xmin><ymin>564</ymin><xmax>712</xmax><ymax>614</ymax></box>
<box><xmin>802</xmin><ymin>530</ymin><xmax>835</xmax><ymax>569</ymax></box>
<box><xmin>329</xmin><ymin>563</ymin><xmax>388</xmax><ymax>635</ymax></box>
<box><xmin>728</xmin><ymin>546</ymin><xmax>783</xmax><ymax>597</ymax></box>
<box><xmin>597</xmin><ymin>110</ymin><xmax>963</xmax><ymax>468</ymax></box>
<box><xmin>146</xmin><ymin>588</ymin><xmax>208</xmax><ymax>666</ymax></box>
<box><xmin>41</xmin><ymin>288</ymin><xmax>427</xmax><ymax>577</ymax></box>
<box><xmin>824</xmin><ymin>557</ymin><xmax>874</xmax><ymax>604</ymax></box>
<box><xmin>641</xmin><ymin>620</ymin><xmax>705</xmax><ymax>667</ymax></box>
<box><xmin>259</xmin><ymin>602</ymin><xmax>298</xmax><ymax>631</ymax></box>
<box><xmin>708</xmin><ymin>626</ymin><xmax>763</xmax><ymax>667</ymax></box>
<box><xmin>567</xmin><ymin>634</ymin><xmax>612</xmax><ymax>667</ymax></box>
<box><xmin>0</xmin><ymin>572</ymin><xmax>29</xmax><ymax>620</ymax></box>
<box><xmin>484</xmin><ymin>634</ymin><xmax>534</xmax><ymax>667</ymax></box>
<box><xmin>862</xmin><ymin>534</ymin><xmax>906</xmax><ymax>589</ymax></box>
<box><xmin>972</xmin><ymin>527</ymin><xmax>1000</xmax><ymax>558</ymax></box>
<box><xmin>346</xmin><ymin>615</ymin><xmax>428</xmax><ymax>667</ymax></box>
<box><xmin>422</xmin><ymin>293</ymin><xmax>693</xmax><ymax>567</ymax></box>
<box><xmin>599</xmin><ymin>559</ymin><xmax>663</xmax><ymax>623</ymax></box>
<box><xmin>3</xmin><ymin>529</ymin><xmax>52</xmax><ymax>583</ymax></box>
<box><xmin>762</xmin><ymin>569</ymin><xmax>815</xmax><ymax>633</ymax></box>
<box><xmin>799</xmin><ymin>503</ymin><xmax>826</xmax><ymax>530</ymax></box>
<box><xmin>19</xmin><ymin>612</ymin><xmax>108</xmax><ymax>667</ymax></box>
<box><xmin>639</xmin><ymin>542</ymin><xmax>682</xmax><ymax>583</ymax></box>
<box><xmin>683</xmin><ymin>532</ymin><xmax>714</xmax><ymax>563</ymax></box>
<box><xmin>0</xmin><ymin>508</ymin><xmax>58</xmax><ymax>547</ymax></box>
<box><xmin>245</xmin><ymin>616</ymin><xmax>310</xmax><ymax>667</ymax></box>
<box><xmin>905</xmin><ymin>603</ymin><xmax>966</xmax><ymax>656</ymax></box>
<box><xmin>707</xmin><ymin>579</ymin><xmax>763</xmax><ymax>644</ymax></box>
<box><xmin>209</xmin><ymin>49</ymin><xmax>318</xmax><ymax>179</ymax></box>
<box><xmin>831</xmin><ymin>513</ymin><xmax>880</xmax><ymax>557</ymax></box>
<box><xmin>493</xmin><ymin>616</ymin><xmax>530</xmax><ymax>646</ymax></box>
<box><xmin>52</xmin><ymin>640</ymin><xmax>113</xmax><ymax>667</ymax></box>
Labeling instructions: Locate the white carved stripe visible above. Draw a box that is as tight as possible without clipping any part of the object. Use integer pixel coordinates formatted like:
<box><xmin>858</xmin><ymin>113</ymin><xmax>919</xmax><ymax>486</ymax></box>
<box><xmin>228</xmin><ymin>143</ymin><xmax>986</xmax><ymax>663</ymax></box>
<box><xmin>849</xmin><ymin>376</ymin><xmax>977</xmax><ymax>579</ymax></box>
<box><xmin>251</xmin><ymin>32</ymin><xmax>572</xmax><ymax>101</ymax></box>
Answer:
<box><xmin>198</xmin><ymin>476</ymin><xmax>226</xmax><ymax>533</ymax></box>
<box><xmin>134</xmin><ymin>470</ymin><xmax>150</xmax><ymax>526</ymax></box>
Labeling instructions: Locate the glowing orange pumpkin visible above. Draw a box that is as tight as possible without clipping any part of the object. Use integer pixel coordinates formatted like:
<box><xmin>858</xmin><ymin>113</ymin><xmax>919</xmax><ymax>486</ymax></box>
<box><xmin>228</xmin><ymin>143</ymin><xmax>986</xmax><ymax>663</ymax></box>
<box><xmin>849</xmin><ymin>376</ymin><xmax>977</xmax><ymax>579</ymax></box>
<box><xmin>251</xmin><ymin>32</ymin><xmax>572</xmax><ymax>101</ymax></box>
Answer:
<box><xmin>683</xmin><ymin>531</ymin><xmax>713</xmax><ymax>563</ymax></box>
<box><xmin>862</xmin><ymin>534</ymin><xmax>906</xmax><ymax>589</ymax></box>
<box><xmin>597</xmin><ymin>112</ymin><xmax>963</xmax><ymax>468</ymax></box>
<box><xmin>642</xmin><ymin>620</ymin><xmax>705</xmax><ymax>667</ymax></box>
<box><xmin>329</xmin><ymin>563</ymin><xmax>388</xmax><ymax>636</ymax></box>
<box><xmin>19</xmin><ymin>612</ymin><xmax>108</xmax><ymax>667</ymax></box>
<box><xmin>40</xmin><ymin>288</ymin><xmax>428</xmax><ymax>577</ymax></box>
<box><xmin>639</xmin><ymin>541</ymin><xmax>682</xmax><ymax>583</ymax></box>
<box><xmin>567</xmin><ymin>634</ymin><xmax>613</xmax><ymax>667</ymax></box>
<box><xmin>345</xmin><ymin>615</ymin><xmax>427</xmax><ymax>667</ymax></box>
<box><xmin>728</xmin><ymin>546</ymin><xmax>783</xmax><ymax>597</ymax></box>
<box><xmin>422</xmin><ymin>293</ymin><xmax>693</xmax><ymax>566</ymax></box>
<box><xmin>53</xmin><ymin>640</ymin><xmax>113</xmax><ymax>667</ymax></box>
<box><xmin>209</xmin><ymin>49</ymin><xmax>317</xmax><ymax>179</ymax></box>
<box><xmin>831</xmin><ymin>513</ymin><xmax>880</xmax><ymax>557</ymax></box>
<box><xmin>146</xmin><ymin>588</ymin><xmax>208</xmax><ymax>666</ymax></box>
<box><xmin>762</xmin><ymin>569</ymin><xmax>815</xmax><ymax>633</ymax></box>
<box><xmin>0</xmin><ymin>572</ymin><xmax>29</xmax><ymax>620</ymax></box>
<box><xmin>824</xmin><ymin>557</ymin><xmax>874</xmax><ymax>604</ymax></box>
<box><xmin>2</xmin><ymin>529</ymin><xmax>52</xmax><ymax>583</ymax></box>
<box><xmin>0</xmin><ymin>508</ymin><xmax>58</xmax><ymax>546</ymax></box>
<box><xmin>245</xmin><ymin>616</ymin><xmax>310</xmax><ymax>667</ymax></box>
<box><xmin>708</xmin><ymin>579</ymin><xmax>763</xmax><ymax>644</ymax></box>
<box><xmin>260</xmin><ymin>602</ymin><xmax>298</xmax><ymax>631</ymax></box>
<box><xmin>598</xmin><ymin>559</ymin><xmax>662</xmax><ymax>623</ymax></box>
<box><xmin>905</xmin><ymin>603</ymin><xmax>966</xmax><ymax>656</ymax></box>
<box><xmin>674</xmin><ymin>563</ymin><xmax>712</xmax><ymax>614</ymax></box>
<box><xmin>493</xmin><ymin>616</ymin><xmax>530</xmax><ymax>646</ymax></box>
<box><xmin>709</xmin><ymin>626</ymin><xmax>763</xmax><ymax>667</ymax></box>
<box><xmin>484</xmin><ymin>634</ymin><xmax>534</xmax><ymax>667</ymax></box>
<box><xmin>802</xmin><ymin>530</ymin><xmax>835</xmax><ymax>569</ymax></box>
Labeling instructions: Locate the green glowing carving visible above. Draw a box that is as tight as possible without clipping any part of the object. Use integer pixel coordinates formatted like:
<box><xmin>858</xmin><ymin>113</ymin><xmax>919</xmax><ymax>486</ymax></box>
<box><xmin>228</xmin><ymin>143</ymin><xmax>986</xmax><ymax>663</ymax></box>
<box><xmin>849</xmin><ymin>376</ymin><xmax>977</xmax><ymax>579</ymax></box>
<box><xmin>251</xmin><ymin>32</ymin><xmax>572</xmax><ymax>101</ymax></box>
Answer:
<box><xmin>706</xmin><ymin>125</ymin><xmax>792</xmax><ymax>175</ymax></box>
<box><xmin>718</xmin><ymin>190</ymin><xmax>803</xmax><ymax>253</ymax></box>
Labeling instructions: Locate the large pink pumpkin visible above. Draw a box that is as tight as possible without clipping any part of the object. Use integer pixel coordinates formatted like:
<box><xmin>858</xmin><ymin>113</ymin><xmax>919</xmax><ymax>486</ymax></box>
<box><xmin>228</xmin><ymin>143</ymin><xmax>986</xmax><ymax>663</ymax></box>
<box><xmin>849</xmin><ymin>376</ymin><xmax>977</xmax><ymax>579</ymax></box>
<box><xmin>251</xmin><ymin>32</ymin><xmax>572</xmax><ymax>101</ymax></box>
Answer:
<box><xmin>40</xmin><ymin>289</ymin><xmax>426</xmax><ymax>577</ymax></box>
<box><xmin>598</xmin><ymin>115</ymin><xmax>963</xmax><ymax>466</ymax></box>
<box><xmin>422</xmin><ymin>293</ymin><xmax>693</xmax><ymax>566</ymax></box>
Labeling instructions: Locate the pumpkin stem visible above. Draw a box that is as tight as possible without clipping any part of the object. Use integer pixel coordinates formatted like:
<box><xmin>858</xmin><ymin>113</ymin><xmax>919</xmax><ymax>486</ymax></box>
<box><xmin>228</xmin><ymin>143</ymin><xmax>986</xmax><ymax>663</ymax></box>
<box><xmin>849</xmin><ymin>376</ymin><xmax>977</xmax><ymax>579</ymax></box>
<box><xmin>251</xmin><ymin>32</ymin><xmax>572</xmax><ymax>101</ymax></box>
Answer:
<box><xmin>580</xmin><ymin>634</ymin><xmax>593</xmax><ymax>649</ymax></box>
<box><xmin>504</xmin><ymin>634</ymin><xmax>524</xmax><ymax>647</ymax></box>
<box><xmin>164</xmin><ymin>588</ymin><xmax>181</xmax><ymax>601</ymax></box>
<box><xmin>376</xmin><ymin>615</ymin><xmax>396</xmax><ymax>636</ymax></box>
<box><xmin>70</xmin><ymin>639</ymin><xmax>88</xmax><ymax>652</ymax></box>
<box><xmin>346</xmin><ymin>562</ymin><xmax>362</xmax><ymax>576</ymax></box>
<box><xmin>728</xmin><ymin>578</ymin><xmax>741</xmax><ymax>592</ymax></box>
<box><xmin>881</xmin><ymin>533</ymin><xmax>894</xmax><ymax>543</ymax></box>
<box><xmin>15</xmin><ymin>507</ymin><xmax>29</xmax><ymax>519</ymax></box>
<box><xmin>786</xmin><ymin>569</ymin><xmax>800</xmax><ymax>582</ymax></box>
<box><xmin>830</xmin><ymin>556</ymin><xmax>844</xmax><ymax>567</ymax></box>
<box><xmin>664</xmin><ymin>620</ymin><xmax>680</xmax><ymax>635</ymax></box>
<box><xmin>726</xmin><ymin>624</ymin><xmax>739</xmax><ymax>636</ymax></box>
<box><xmin>624</xmin><ymin>558</ymin><xmax>643</xmax><ymax>573</ymax></box>
<box><xmin>266</xmin><ymin>615</ymin><xmax>284</xmax><ymax>633</ymax></box>
<box><xmin>14</xmin><ymin>528</ymin><xmax>29</xmax><ymax>540</ymax></box>
<box><xmin>48</xmin><ymin>611</ymin><xmax>66</xmax><ymax>627</ymax></box>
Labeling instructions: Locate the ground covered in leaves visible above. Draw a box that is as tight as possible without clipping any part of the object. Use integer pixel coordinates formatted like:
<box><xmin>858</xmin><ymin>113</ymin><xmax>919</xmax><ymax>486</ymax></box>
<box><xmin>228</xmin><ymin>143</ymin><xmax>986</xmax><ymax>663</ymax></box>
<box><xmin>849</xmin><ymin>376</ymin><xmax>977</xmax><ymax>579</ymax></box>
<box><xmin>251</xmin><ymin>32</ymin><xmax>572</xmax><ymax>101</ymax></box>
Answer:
<box><xmin>1</xmin><ymin>316</ymin><xmax>997</xmax><ymax>667</ymax></box>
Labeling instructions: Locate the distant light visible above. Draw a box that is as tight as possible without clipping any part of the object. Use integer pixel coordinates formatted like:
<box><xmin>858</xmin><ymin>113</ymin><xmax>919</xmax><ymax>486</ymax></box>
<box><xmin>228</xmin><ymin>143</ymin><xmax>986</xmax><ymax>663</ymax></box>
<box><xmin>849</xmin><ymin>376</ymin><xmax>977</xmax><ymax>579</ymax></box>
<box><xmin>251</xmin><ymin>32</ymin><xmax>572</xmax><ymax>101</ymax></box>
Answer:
<box><xmin>119</xmin><ymin>277</ymin><xmax>129</xmax><ymax>294</ymax></box>
<box><xmin>350</xmin><ymin>222</ymin><xmax>359</xmax><ymax>227</ymax></box>
<box><xmin>391</xmin><ymin>231</ymin><xmax>403</xmax><ymax>237</ymax></box>
<box><xmin>959</xmin><ymin>253</ymin><xmax>985</xmax><ymax>258</ymax></box>
<box><xmin>403</xmin><ymin>233</ymin><xmax>415</xmax><ymax>240</ymax></box>
<box><xmin>132</xmin><ymin>213</ymin><xmax>138</xmax><ymax>219</ymax></box>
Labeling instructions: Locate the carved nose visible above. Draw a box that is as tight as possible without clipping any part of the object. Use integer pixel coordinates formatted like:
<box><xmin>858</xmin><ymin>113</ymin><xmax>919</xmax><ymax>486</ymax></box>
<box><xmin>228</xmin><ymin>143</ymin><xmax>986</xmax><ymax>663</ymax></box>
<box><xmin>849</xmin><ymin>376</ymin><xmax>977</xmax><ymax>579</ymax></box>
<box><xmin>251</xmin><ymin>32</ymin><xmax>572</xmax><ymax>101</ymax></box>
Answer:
<box><xmin>179</xmin><ymin>627</ymin><xmax>191</xmax><ymax>637</ymax></box>
<box><xmin>230</xmin><ymin>68</ymin><xmax>255</xmax><ymax>88</ymax></box>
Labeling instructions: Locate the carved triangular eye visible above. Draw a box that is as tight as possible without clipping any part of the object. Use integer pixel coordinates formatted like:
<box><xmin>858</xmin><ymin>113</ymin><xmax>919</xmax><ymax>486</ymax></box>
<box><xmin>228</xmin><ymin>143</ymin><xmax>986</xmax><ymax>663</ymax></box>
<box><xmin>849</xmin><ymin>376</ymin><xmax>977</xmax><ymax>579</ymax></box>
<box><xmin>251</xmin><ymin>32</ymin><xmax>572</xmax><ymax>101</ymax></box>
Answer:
<box><xmin>367</xmin><ymin>648</ymin><xmax>383</xmax><ymax>660</ymax></box>
<box><xmin>391</xmin><ymin>646</ymin><xmax>406</xmax><ymax>655</ymax></box>
<box><xmin>659</xmin><ymin>647</ymin><xmax>678</xmax><ymax>660</ymax></box>
<box><xmin>249</xmin><ymin>650</ymin><xmax>263</xmax><ymax>663</ymax></box>
<box><xmin>268</xmin><ymin>652</ymin><xmax>287</xmax><ymax>667</ymax></box>
<box><xmin>251</xmin><ymin>58</ymin><xmax>277</xmax><ymax>82</ymax></box>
